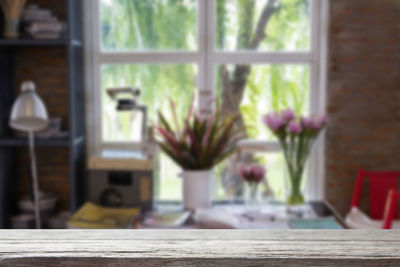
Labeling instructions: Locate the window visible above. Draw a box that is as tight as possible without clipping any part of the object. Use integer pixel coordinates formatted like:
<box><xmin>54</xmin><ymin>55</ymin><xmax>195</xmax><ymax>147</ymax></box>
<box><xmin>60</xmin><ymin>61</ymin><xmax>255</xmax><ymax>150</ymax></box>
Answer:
<box><xmin>84</xmin><ymin>0</ymin><xmax>328</xmax><ymax>201</ymax></box>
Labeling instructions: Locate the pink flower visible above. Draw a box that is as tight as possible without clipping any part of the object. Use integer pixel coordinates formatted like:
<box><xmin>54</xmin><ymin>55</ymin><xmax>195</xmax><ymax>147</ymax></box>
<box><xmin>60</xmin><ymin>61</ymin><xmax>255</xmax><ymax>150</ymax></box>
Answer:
<box><xmin>301</xmin><ymin>115</ymin><xmax>328</xmax><ymax>131</ymax></box>
<box><xmin>251</xmin><ymin>165</ymin><xmax>266</xmax><ymax>179</ymax></box>
<box><xmin>301</xmin><ymin>116</ymin><xmax>313</xmax><ymax>129</ymax></box>
<box><xmin>287</xmin><ymin>120</ymin><xmax>302</xmax><ymax>134</ymax></box>
<box><xmin>263</xmin><ymin>112</ymin><xmax>285</xmax><ymax>131</ymax></box>
<box><xmin>311</xmin><ymin>116</ymin><xmax>327</xmax><ymax>130</ymax></box>
<box><xmin>237</xmin><ymin>164</ymin><xmax>266</xmax><ymax>183</ymax></box>
<box><xmin>282</xmin><ymin>108</ymin><xmax>296</xmax><ymax>122</ymax></box>
<box><xmin>237</xmin><ymin>164</ymin><xmax>248</xmax><ymax>177</ymax></box>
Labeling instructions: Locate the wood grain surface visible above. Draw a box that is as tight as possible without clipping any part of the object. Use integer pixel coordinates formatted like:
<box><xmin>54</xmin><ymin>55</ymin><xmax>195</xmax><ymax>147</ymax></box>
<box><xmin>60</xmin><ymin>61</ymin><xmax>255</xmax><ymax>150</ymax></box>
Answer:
<box><xmin>0</xmin><ymin>230</ymin><xmax>399</xmax><ymax>266</ymax></box>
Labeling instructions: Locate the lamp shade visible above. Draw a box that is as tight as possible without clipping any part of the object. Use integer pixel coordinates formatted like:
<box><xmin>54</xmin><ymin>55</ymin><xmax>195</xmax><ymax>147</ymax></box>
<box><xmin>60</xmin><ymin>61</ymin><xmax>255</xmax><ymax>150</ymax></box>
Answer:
<box><xmin>9</xmin><ymin>81</ymin><xmax>49</xmax><ymax>132</ymax></box>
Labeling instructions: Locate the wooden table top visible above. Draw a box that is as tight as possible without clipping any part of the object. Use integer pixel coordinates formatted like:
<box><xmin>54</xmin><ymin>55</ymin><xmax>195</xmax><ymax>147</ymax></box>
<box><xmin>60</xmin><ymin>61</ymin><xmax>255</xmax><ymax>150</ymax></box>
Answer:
<box><xmin>0</xmin><ymin>230</ymin><xmax>399</xmax><ymax>266</ymax></box>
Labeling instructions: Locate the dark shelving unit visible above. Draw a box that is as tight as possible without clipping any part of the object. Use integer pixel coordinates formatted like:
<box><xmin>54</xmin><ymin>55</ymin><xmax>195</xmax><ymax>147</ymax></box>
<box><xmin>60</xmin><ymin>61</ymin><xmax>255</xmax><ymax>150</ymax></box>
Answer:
<box><xmin>0</xmin><ymin>0</ymin><xmax>86</xmax><ymax>228</ymax></box>
<box><xmin>0</xmin><ymin>38</ymin><xmax>68</xmax><ymax>46</ymax></box>
<box><xmin>0</xmin><ymin>38</ymin><xmax>82</xmax><ymax>47</ymax></box>
<box><xmin>0</xmin><ymin>135</ymin><xmax>84</xmax><ymax>147</ymax></box>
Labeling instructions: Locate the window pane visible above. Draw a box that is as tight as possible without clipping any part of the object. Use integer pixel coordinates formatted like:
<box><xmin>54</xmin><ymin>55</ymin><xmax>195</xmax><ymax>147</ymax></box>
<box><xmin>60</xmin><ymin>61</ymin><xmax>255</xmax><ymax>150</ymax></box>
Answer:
<box><xmin>154</xmin><ymin>153</ymin><xmax>183</xmax><ymax>200</ymax></box>
<box><xmin>102</xmin><ymin>64</ymin><xmax>196</xmax><ymax>201</ymax></box>
<box><xmin>215</xmin><ymin>64</ymin><xmax>310</xmax><ymax>140</ymax></box>
<box><xmin>215</xmin><ymin>0</ymin><xmax>311</xmax><ymax>51</ymax></box>
<box><xmin>101</xmin><ymin>64</ymin><xmax>196</xmax><ymax>142</ymax></box>
<box><xmin>100</xmin><ymin>0</ymin><xmax>198</xmax><ymax>51</ymax></box>
<box><xmin>214</xmin><ymin>64</ymin><xmax>309</xmax><ymax>200</ymax></box>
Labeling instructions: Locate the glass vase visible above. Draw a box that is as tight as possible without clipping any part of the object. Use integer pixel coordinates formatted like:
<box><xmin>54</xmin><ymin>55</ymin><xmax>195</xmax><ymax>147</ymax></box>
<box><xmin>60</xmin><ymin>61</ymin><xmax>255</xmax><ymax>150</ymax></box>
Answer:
<box><xmin>285</xmin><ymin>166</ymin><xmax>305</xmax><ymax>206</ymax></box>
<box><xmin>245</xmin><ymin>182</ymin><xmax>259</xmax><ymax>206</ymax></box>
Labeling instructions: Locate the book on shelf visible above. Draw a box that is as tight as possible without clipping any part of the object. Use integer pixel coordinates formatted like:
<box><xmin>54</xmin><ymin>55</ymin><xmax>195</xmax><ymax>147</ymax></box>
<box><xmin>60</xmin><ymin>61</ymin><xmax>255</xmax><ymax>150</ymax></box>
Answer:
<box><xmin>67</xmin><ymin>202</ymin><xmax>140</xmax><ymax>229</ymax></box>
<box><xmin>21</xmin><ymin>4</ymin><xmax>66</xmax><ymax>40</ymax></box>
<box><xmin>27</xmin><ymin>22</ymin><xmax>63</xmax><ymax>34</ymax></box>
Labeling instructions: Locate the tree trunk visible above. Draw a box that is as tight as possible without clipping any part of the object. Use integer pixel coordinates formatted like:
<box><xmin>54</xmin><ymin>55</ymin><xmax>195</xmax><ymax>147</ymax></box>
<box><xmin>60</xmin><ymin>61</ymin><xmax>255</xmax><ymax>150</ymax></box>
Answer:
<box><xmin>220</xmin><ymin>0</ymin><xmax>279</xmax><ymax>127</ymax></box>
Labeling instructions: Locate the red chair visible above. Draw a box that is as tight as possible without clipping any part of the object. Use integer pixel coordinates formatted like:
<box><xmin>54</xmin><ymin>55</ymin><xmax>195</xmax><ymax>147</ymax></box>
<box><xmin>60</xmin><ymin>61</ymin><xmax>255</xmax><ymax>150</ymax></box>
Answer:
<box><xmin>382</xmin><ymin>190</ymin><xmax>400</xmax><ymax>229</ymax></box>
<box><xmin>350</xmin><ymin>169</ymin><xmax>400</xmax><ymax>220</ymax></box>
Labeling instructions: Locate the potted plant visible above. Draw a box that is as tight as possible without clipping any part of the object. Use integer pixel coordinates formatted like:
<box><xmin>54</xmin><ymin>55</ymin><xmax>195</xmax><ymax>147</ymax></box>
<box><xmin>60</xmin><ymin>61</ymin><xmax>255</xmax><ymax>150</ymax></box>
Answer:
<box><xmin>263</xmin><ymin>109</ymin><xmax>327</xmax><ymax>206</ymax></box>
<box><xmin>155</xmin><ymin>100</ymin><xmax>244</xmax><ymax>210</ymax></box>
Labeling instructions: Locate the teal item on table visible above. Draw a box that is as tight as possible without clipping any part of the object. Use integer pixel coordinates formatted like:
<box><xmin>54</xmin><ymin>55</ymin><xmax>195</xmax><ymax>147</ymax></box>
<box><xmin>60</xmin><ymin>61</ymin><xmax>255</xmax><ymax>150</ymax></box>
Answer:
<box><xmin>290</xmin><ymin>217</ymin><xmax>343</xmax><ymax>229</ymax></box>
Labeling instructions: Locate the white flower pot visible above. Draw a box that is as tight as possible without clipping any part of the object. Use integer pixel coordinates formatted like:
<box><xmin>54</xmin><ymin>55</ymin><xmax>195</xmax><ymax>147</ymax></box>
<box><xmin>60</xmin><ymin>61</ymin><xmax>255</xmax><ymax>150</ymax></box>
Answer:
<box><xmin>181</xmin><ymin>170</ymin><xmax>212</xmax><ymax>211</ymax></box>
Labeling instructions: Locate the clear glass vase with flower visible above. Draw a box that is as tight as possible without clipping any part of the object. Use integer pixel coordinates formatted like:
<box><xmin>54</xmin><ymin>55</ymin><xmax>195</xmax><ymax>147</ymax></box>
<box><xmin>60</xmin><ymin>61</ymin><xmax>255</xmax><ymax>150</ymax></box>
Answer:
<box><xmin>237</xmin><ymin>164</ymin><xmax>266</xmax><ymax>206</ymax></box>
<box><xmin>262</xmin><ymin>109</ymin><xmax>327</xmax><ymax>206</ymax></box>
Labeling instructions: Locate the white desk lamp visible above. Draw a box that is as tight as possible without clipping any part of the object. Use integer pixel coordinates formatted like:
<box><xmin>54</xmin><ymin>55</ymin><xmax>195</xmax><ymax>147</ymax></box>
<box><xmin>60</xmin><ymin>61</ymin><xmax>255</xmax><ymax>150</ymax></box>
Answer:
<box><xmin>9</xmin><ymin>81</ymin><xmax>49</xmax><ymax>229</ymax></box>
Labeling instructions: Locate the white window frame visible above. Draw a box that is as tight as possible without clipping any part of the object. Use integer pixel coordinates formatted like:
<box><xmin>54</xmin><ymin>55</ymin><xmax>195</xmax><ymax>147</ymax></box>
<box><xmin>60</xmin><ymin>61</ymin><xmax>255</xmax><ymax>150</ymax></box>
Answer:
<box><xmin>84</xmin><ymin>0</ymin><xmax>330</xmax><ymax>200</ymax></box>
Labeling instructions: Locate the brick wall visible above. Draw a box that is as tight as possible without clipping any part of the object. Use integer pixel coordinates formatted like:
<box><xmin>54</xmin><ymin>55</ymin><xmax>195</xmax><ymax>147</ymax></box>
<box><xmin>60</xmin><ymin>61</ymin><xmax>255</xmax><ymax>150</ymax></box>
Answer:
<box><xmin>325</xmin><ymin>0</ymin><xmax>400</xmax><ymax>216</ymax></box>
<box><xmin>14</xmin><ymin>1</ymin><xmax>70</xmax><ymax>211</ymax></box>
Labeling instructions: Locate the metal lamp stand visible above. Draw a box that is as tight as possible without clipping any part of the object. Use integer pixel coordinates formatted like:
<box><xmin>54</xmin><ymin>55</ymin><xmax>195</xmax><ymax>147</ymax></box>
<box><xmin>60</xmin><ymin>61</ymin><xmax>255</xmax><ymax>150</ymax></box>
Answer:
<box><xmin>28</xmin><ymin>131</ymin><xmax>41</xmax><ymax>229</ymax></box>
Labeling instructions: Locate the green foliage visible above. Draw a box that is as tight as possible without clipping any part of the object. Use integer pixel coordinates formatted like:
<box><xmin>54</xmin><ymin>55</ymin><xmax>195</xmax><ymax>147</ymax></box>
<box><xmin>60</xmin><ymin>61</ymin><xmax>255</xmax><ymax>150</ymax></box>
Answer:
<box><xmin>264</xmin><ymin>0</ymin><xmax>310</xmax><ymax>51</ymax></box>
<box><xmin>100</xmin><ymin>0</ymin><xmax>197</xmax><ymax>141</ymax></box>
<box><xmin>101</xmin><ymin>64</ymin><xmax>195</xmax><ymax>141</ymax></box>
<box><xmin>216</xmin><ymin>65</ymin><xmax>309</xmax><ymax>140</ymax></box>
<box><xmin>237</xmin><ymin>0</ymin><xmax>255</xmax><ymax>49</ymax></box>
<box><xmin>214</xmin><ymin>0</ymin><xmax>311</xmax><ymax>140</ymax></box>
<box><xmin>239</xmin><ymin>72</ymin><xmax>261</xmax><ymax>138</ymax></box>
<box><xmin>216</xmin><ymin>0</ymin><xmax>310</xmax><ymax>51</ymax></box>
<box><xmin>101</xmin><ymin>0</ymin><xmax>197</xmax><ymax>51</ymax></box>
<box><xmin>216</xmin><ymin>0</ymin><xmax>227</xmax><ymax>48</ymax></box>
<box><xmin>101</xmin><ymin>0</ymin><xmax>311</xmax><ymax>141</ymax></box>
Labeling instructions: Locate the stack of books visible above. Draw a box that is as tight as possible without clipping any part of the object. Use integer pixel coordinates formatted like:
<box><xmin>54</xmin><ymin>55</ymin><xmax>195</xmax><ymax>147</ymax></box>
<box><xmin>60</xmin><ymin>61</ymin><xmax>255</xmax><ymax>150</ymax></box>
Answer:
<box><xmin>21</xmin><ymin>4</ymin><xmax>66</xmax><ymax>39</ymax></box>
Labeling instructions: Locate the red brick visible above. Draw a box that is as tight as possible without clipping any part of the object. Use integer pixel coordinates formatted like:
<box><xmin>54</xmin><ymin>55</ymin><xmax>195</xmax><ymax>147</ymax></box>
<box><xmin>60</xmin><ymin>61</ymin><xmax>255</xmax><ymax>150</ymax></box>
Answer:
<box><xmin>326</xmin><ymin>0</ymin><xmax>400</xmax><ymax>216</ymax></box>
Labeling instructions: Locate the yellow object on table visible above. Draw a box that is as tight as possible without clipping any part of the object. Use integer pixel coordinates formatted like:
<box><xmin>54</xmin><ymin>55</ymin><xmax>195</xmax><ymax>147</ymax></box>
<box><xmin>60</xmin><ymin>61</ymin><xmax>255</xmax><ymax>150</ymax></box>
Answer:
<box><xmin>67</xmin><ymin>202</ymin><xmax>140</xmax><ymax>229</ymax></box>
